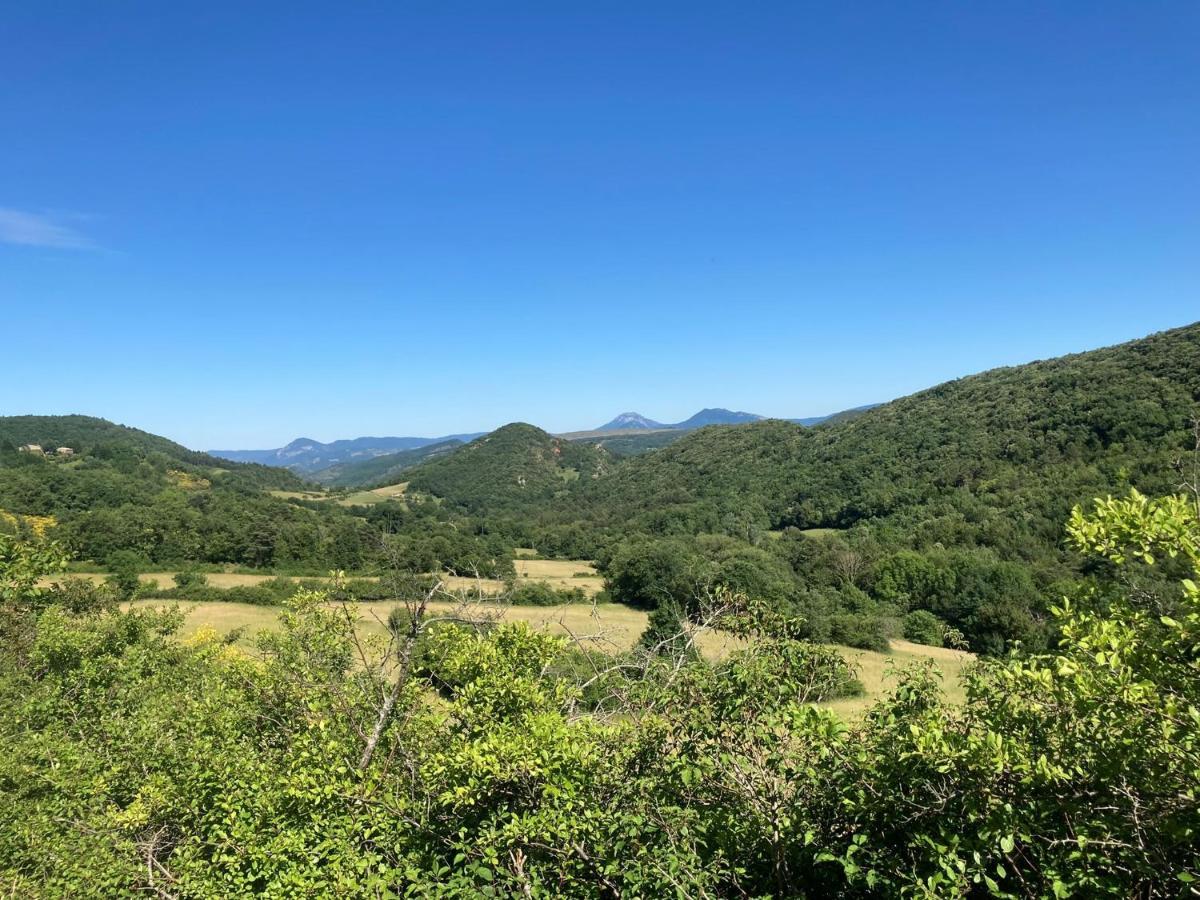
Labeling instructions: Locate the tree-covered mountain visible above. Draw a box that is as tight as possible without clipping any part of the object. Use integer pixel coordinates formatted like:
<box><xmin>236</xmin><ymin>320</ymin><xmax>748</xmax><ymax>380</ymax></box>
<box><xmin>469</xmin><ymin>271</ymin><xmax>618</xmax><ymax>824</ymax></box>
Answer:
<box><xmin>596</xmin><ymin>412</ymin><xmax>665</xmax><ymax>430</ymax></box>
<box><xmin>383</xmin><ymin>323</ymin><xmax>1200</xmax><ymax>655</ymax></box>
<box><xmin>672</xmin><ymin>408</ymin><xmax>763</xmax><ymax>428</ymax></box>
<box><xmin>583</xmin><ymin>323</ymin><xmax>1200</xmax><ymax>541</ymax></box>
<box><xmin>404</xmin><ymin>423</ymin><xmax>612</xmax><ymax>513</ymax></box>
<box><xmin>584</xmin><ymin>430</ymin><xmax>691</xmax><ymax>458</ymax></box>
<box><xmin>787</xmin><ymin>403</ymin><xmax>880</xmax><ymax>426</ymax></box>
<box><xmin>593</xmin><ymin>408</ymin><xmax>765</xmax><ymax>431</ymax></box>
<box><xmin>398</xmin><ymin>323</ymin><xmax>1200</xmax><ymax>537</ymax></box>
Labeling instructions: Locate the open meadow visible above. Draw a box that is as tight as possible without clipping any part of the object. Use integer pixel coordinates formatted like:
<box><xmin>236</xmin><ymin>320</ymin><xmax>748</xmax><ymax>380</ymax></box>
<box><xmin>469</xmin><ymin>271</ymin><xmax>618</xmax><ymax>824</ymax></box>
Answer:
<box><xmin>46</xmin><ymin>556</ymin><xmax>603</xmax><ymax>598</ymax></box>
<box><xmin>125</xmin><ymin>598</ymin><xmax>972</xmax><ymax>716</ymax></box>
<box><xmin>270</xmin><ymin>483</ymin><xmax>409</xmax><ymax>506</ymax></box>
<box><xmin>513</xmin><ymin>557</ymin><xmax>605</xmax><ymax>594</ymax></box>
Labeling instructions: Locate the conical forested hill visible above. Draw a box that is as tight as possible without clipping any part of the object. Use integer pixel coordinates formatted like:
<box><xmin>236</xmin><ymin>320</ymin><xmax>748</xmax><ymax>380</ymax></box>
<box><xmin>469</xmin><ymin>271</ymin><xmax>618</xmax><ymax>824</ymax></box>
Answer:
<box><xmin>404</xmin><ymin>423</ymin><xmax>612</xmax><ymax>513</ymax></box>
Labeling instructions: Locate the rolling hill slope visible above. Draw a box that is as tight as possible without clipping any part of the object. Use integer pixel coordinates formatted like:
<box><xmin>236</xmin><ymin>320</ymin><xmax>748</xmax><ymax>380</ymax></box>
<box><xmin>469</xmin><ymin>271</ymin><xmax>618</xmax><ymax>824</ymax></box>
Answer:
<box><xmin>0</xmin><ymin>415</ymin><xmax>302</xmax><ymax>491</ymax></box>
<box><xmin>404</xmin><ymin>423</ymin><xmax>612</xmax><ymax>513</ymax></box>
<box><xmin>580</xmin><ymin>323</ymin><xmax>1200</xmax><ymax>555</ymax></box>
<box><xmin>0</xmin><ymin>416</ymin><xmax>368</xmax><ymax>567</ymax></box>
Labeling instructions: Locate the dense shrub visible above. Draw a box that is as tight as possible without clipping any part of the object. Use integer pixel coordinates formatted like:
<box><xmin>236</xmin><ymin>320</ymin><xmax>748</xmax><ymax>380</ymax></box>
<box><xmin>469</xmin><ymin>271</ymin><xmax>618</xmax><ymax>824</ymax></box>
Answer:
<box><xmin>902</xmin><ymin>609</ymin><xmax>946</xmax><ymax>646</ymax></box>
<box><xmin>829</xmin><ymin>612</ymin><xmax>892</xmax><ymax>652</ymax></box>
<box><xmin>507</xmin><ymin>581</ymin><xmax>588</xmax><ymax>606</ymax></box>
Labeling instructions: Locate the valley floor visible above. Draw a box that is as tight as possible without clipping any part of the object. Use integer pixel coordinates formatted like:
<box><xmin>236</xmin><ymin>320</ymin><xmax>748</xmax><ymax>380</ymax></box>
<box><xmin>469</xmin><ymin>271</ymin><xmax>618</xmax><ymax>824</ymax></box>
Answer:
<box><xmin>125</xmin><ymin>598</ymin><xmax>973</xmax><ymax>717</ymax></box>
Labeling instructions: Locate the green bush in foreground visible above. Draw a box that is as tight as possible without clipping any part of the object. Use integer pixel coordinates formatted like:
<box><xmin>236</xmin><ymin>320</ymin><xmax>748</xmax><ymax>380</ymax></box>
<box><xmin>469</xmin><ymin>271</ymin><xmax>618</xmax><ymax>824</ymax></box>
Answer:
<box><xmin>0</xmin><ymin>490</ymin><xmax>1197</xmax><ymax>896</ymax></box>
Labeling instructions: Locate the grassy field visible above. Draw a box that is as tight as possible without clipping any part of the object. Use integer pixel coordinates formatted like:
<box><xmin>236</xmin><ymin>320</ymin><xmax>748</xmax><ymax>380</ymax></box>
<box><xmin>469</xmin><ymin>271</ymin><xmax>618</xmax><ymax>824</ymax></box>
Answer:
<box><xmin>124</xmin><ymin>600</ymin><xmax>972</xmax><ymax>716</ymax></box>
<box><xmin>337</xmin><ymin>483</ymin><xmax>409</xmax><ymax>506</ymax></box>
<box><xmin>824</xmin><ymin>640</ymin><xmax>972</xmax><ymax>716</ymax></box>
<box><xmin>795</xmin><ymin>527</ymin><xmax>842</xmax><ymax>540</ymax></box>
<box><xmin>269</xmin><ymin>485</ymin><xmax>408</xmax><ymax>506</ymax></box>
<box><xmin>45</xmin><ymin>571</ymin><xmax>301</xmax><ymax>589</ymax></box>
<box><xmin>514</xmin><ymin>558</ymin><xmax>605</xmax><ymax>595</ymax></box>
<box><xmin>267</xmin><ymin>490</ymin><xmax>327</xmax><ymax>501</ymax></box>
<box><xmin>47</xmin><ymin>556</ymin><xmax>600</xmax><ymax>598</ymax></box>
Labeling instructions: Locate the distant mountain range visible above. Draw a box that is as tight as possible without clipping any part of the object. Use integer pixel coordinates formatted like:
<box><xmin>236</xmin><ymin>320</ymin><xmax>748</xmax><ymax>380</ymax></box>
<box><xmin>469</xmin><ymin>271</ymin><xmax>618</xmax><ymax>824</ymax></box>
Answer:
<box><xmin>210</xmin><ymin>433</ymin><xmax>485</xmax><ymax>475</ymax></box>
<box><xmin>595</xmin><ymin>406</ymin><xmax>877</xmax><ymax>432</ymax></box>
<box><xmin>209</xmin><ymin>406</ymin><xmax>877</xmax><ymax>479</ymax></box>
<box><xmin>597</xmin><ymin>412</ymin><xmax>665</xmax><ymax>430</ymax></box>
<box><xmin>595</xmin><ymin>408</ymin><xmax>764</xmax><ymax>431</ymax></box>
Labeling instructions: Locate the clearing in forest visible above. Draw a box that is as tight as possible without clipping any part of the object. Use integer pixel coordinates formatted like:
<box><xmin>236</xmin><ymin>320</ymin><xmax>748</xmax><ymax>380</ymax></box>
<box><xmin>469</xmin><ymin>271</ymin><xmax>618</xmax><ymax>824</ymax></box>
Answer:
<box><xmin>124</xmin><ymin>600</ymin><xmax>973</xmax><ymax>716</ymax></box>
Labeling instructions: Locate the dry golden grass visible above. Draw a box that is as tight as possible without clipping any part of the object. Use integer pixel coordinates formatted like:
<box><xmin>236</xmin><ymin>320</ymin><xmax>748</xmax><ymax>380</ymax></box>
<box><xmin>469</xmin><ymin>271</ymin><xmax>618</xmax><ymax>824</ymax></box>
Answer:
<box><xmin>370</xmin><ymin>482</ymin><xmax>409</xmax><ymax>498</ymax></box>
<box><xmin>514</xmin><ymin>558</ymin><xmax>605</xmax><ymax>595</ymax></box>
<box><xmin>44</xmin><ymin>557</ymin><xmax>597</xmax><ymax>597</ymax></box>
<box><xmin>124</xmin><ymin>600</ymin><xmax>972</xmax><ymax>716</ymax></box>
<box><xmin>796</xmin><ymin>527</ymin><xmax>841</xmax><ymax>540</ymax></box>
<box><xmin>336</xmin><ymin>484</ymin><xmax>408</xmax><ymax>506</ymax></box>
<box><xmin>127</xmin><ymin>600</ymin><xmax>283</xmax><ymax>649</ymax></box>
<box><xmin>44</xmin><ymin>572</ymin><xmax>335</xmax><ymax>589</ymax></box>
<box><xmin>438</xmin><ymin>575</ymin><xmax>508</xmax><ymax>594</ymax></box>
<box><xmin>823</xmin><ymin>639</ymin><xmax>973</xmax><ymax>717</ymax></box>
<box><xmin>268</xmin><ymin>490</ymin><xmax>328</xmax><ymax>501</ymax></box>
<box><xmin>268</xmin><ymin>486</ymin><xmax>408</xmax><ymax>507</ymax></box>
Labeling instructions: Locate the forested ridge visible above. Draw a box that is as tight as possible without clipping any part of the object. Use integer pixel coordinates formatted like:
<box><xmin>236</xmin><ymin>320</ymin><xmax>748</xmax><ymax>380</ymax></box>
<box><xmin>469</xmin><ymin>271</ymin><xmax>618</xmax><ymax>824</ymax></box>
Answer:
<box><xmin>387</xmin><ymin>323</ymin><xmax>1200</xmax><ymax>654</ymax></box>
<box><xmin>311</xmin><ymin>439</ymin><xmax>465</xmax><ymax>488</ymax></box>
<box><xmin>578</xmin><ymin>321</ymin><xmax>1200</xmax><ymax>531</ymax></box>
<box><xmin>0</xmin><ymin>416</ymin><xmax>421</xmax><ymax>572</ymax></box>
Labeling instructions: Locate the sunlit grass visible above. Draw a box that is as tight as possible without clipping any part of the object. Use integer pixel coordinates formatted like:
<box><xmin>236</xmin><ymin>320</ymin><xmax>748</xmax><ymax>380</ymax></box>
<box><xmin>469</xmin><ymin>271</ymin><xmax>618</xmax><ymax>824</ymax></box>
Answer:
<box><xmin>125</xmin><ymin>600</ymin><xmax>973</xmax><ymax>716</ymax></box>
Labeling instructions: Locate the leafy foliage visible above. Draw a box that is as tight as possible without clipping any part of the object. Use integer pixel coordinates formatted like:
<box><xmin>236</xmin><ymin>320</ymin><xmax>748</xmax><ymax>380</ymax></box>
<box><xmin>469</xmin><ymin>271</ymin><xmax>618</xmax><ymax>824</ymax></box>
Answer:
<box><xmin>404</xmin><ymin>423</ymin><xmax>612</xmax><ymax>513</ymax></box>
<box><xmin>1</xmin><ymin>490</ymin><xmax>1196</xmax><ymax>895</ymax></box>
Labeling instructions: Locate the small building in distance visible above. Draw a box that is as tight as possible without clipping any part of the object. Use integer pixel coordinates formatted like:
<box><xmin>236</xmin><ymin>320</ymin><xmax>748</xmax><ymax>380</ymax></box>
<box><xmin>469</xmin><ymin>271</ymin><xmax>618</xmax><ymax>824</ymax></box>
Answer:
<box><xmin>18</xmin><ymin>444</ymin><xmax>44</xmax><ymax>455</ymax></box>
<box><xmin>56</xmin><ymin>447</ymin><xmax>75</xmax><ymax>457</ymax></box>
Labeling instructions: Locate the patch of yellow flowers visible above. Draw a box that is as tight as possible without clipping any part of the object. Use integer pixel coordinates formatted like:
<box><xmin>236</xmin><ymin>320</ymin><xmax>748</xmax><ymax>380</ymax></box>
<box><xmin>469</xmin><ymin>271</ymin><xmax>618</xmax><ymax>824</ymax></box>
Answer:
<box><xmin>0</xmin><ymin>508</ymin><xmax>57</xmax><ymax>538</ymax></box>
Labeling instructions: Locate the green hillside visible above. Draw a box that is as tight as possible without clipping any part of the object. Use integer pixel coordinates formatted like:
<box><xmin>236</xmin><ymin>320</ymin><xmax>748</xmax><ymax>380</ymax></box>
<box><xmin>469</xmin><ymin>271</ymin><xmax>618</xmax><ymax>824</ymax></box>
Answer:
<box><xmin>0</xmin><ymin>416</ymin><xmax>372</xmax><ymax>568</ymax></box>
<box><xmin>311</xmin><ymin>439</ymin><xmax>464</xmax><ymax>487</ymax></box>
<box><xmin>583</xmin><ymin>429</ymin><xmax>687</xmax><ymax>457</ymax></box>
<box><xmin>0</xmin><ymin>414</ymin><xmax>302</xmax><ymax>491</ymax></box>
<box><xmin>478</xmin><ymin>322</ymin><xmax>1200</xmax><ymax>655</ymax></box>
<box><xmin>584</xmin><ymin>323</ymin><xmax>1200</xmax><ymax>544</ymax></box>
<box><xmin>404</xmin><ymin>423</ymin><xmax>612</xmax><ymax>513</ymax></box>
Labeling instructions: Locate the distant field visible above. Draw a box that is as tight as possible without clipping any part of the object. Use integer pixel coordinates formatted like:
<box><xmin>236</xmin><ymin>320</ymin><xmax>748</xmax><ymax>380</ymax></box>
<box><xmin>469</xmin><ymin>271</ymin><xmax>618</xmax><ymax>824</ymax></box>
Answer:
<box><xmin>269</xmin><ymin>484</ymin><xmax>408</xmax><ymax>506</ymax></box>
<box><xmin>824</xmin><ymin>640</ymin><xmax>973</xmax><ymax>716</ymax></box>
<box><xmin>43</xmin><ymin>571</ymin><xmax>306</xmax><ymax>589</ymax></box>
<box><xmin>40</xmin><ymin>556</ymin><xmax>591</xmax><ymax>598</ymax></box>
<box><xmin>123</xmin><ymin>600</ymin><xmax>972</xmax><ymax>716</ymax></box>
<box><xmin>335</xmin><ymin>483</ymin><xmax>408</xmax><ymax>506</ymax></box>
<box><xmin>514</xmin><ymin>558</ymin><xmax>605</xmax><ymax>595</ymax></box>
<box><xmin>796</xmin><ymin>528</ymin><xmax>841</xmax><ymax>540</ymax></box>
<box><xmin>268</xmin><ymin>490</ymin><xmax>327</xmax><ymax>501</ymax></box>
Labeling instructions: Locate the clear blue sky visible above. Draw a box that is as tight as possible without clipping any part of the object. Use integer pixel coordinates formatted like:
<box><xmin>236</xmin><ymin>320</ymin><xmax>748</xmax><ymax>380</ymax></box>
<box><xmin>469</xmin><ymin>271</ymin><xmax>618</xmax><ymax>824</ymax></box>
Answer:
<box><xmin>2</xmin><ymin>2</ymin><xmax>1197</xmax><ymax>450</ymax></box>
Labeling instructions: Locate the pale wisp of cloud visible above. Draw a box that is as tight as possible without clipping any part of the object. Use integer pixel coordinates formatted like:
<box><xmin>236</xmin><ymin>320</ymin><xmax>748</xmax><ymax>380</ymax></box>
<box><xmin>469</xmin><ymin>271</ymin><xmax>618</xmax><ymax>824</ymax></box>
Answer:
<box><xmin>0</xmin><ymin>207</ymin><xmax>95</xmax><ymax>249</ymax></box>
